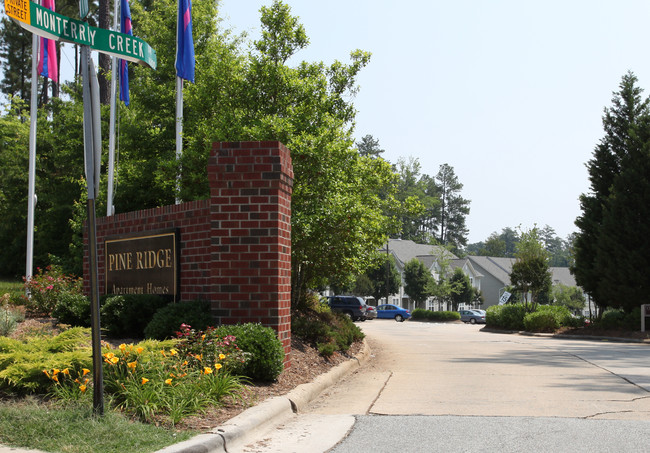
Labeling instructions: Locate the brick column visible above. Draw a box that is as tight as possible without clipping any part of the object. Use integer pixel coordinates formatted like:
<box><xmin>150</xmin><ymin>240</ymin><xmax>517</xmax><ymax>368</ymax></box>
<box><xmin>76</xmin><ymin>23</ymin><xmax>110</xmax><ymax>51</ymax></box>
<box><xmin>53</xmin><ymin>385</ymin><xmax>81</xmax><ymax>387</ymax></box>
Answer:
<box><xmin>208</xmin><ymin>141</ymin><xmax>293</xmax><ymax>364</ymax></box>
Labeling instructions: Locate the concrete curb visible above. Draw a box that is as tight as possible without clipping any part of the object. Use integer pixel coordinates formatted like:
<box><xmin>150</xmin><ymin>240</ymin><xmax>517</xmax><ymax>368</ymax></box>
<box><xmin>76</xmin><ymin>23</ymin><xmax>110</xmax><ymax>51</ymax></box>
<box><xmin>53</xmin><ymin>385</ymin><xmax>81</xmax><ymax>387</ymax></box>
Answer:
<box><xmin>482</xmin><ymin>327</ymin><xmax>650</xmax><ymax>344</ymax></box>
<box><xmin>156</xmin><ymin>338</ymin><xmax>371</xmax><ymax>453</ymax></box>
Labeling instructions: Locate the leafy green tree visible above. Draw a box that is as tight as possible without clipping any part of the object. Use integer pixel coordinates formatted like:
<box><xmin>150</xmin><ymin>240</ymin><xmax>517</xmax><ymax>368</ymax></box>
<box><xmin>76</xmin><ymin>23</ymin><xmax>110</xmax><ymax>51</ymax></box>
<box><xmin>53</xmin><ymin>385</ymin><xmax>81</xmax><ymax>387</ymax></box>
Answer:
<box><xmin>0</xmin><ymin>101</ymin><xmax>30</xmax><ymax>276</ymax></box>
<box><xmin>0</xmin><ymin>18</ymin><xmax>32</xmax><ymax>108</ymax></box>
<box><xmin>403</xmin><ymin>258</ymin><xmax>435</xmax><ymax>309</ymax></box>
<box><xmin>363</xmin><ymin>254</ymin><xmax>401</xmax><ymax>303</ymax></box>
<box><xmin>572</xmin><ymin>72</ymin><xmax>649</xmax><ymax>311</ymax></box>
<box><xmin>392</xmin><ymin>157</ymin><xmax>436</xmax><ymax>243</ymax></box>
<box><xmin>552</xmin><ymin>284</ymin><xmax>586</xmax><ymax>314</ymax></box>
<box><xmin>509</xmin><ymin>227</ymin><xmax>552</xmax><ymax>311</ymax></box>
<box><xmin>482</xmin><ymin>232</ymin><xmax>506</xmax><ymax>256</ymax></box>
<box><xmin>433</xmin><ymin>163</ymin><xmax>470</xmax><ymax>250</ymax></box>
<box><xmin>356</xmin><ymin>134</ymin><xmax>384</xmax><ymax>158</ymax></box>
<box><xmin>448</xmin><ymin>267</ymin><xmax>473</xmax><ymax>311</ymax></box>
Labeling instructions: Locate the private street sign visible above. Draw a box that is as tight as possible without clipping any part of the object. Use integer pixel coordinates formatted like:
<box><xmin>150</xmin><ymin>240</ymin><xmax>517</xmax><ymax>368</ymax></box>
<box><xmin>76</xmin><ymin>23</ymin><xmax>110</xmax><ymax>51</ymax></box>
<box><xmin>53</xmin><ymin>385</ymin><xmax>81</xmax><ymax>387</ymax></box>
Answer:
<box><xmin>4</xmin><ymin>0</ymin><xmax>157</xmax><ymax>69</ymax></box>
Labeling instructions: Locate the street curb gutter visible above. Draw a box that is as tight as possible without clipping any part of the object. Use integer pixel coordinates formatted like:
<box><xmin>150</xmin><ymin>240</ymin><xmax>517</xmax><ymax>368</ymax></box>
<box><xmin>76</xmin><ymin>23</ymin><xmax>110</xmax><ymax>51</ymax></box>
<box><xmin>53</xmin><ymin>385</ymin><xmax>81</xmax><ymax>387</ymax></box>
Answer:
<box><xmin>156</xmin><ymin>338</ymin><xmax>371</xmax><ymax>453</ymax></box>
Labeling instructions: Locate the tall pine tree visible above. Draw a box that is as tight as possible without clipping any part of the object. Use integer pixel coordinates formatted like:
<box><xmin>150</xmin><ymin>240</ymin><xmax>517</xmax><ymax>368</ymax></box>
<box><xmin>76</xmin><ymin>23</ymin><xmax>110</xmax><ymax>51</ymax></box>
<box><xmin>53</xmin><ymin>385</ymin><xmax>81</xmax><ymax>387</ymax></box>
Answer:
<box><xmin>572</xmin><ymin>71</ymin><xmax>650</xmax><ymax>312</ymax></box>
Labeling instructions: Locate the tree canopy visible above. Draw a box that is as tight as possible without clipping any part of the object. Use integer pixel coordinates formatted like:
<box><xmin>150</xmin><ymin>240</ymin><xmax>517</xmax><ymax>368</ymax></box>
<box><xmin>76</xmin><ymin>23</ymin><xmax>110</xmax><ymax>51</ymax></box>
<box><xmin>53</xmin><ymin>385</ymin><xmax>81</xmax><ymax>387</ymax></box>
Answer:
<box><xmin>509</xmin><ymin>227</ymin><xmax>552</xmax><ymax>311</ymax></box>
<box><xmin>0</xmin><ymin>1</ymin><xmax>405</xmax><ymax>306</ymax></box>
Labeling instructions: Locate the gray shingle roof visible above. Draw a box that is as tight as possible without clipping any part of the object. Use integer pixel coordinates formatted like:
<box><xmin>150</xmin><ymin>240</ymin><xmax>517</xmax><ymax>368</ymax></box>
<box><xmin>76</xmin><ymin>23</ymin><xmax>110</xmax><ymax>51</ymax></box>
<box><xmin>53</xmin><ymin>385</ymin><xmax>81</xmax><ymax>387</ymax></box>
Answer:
<box><xmin>387</xmin><ymin>239</ymin><xmax>457</xmax><ymax>268</ymax></box>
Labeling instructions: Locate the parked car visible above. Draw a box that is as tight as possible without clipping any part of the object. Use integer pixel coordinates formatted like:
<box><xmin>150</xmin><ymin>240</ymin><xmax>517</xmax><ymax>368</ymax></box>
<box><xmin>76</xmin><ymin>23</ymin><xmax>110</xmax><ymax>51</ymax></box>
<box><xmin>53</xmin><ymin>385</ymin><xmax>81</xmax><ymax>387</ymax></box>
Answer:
<box><xmin>376</xmin><ymin>304</ymin><xmax>411</xmax><ymax>322</ymax></box>
<box><xmin>327</xmin><ymin>296</ymin><xmax>367</xmax><ymax>321</ymax></box>
<box><xmin>364</xmin><ymin>304</ymin><xmax>377</xmax><ymax>320</ymax></box>
<box><xmin>459</xmin><ymin>309</ymin><xmax>486</xmax><ymax>324</ymax></box>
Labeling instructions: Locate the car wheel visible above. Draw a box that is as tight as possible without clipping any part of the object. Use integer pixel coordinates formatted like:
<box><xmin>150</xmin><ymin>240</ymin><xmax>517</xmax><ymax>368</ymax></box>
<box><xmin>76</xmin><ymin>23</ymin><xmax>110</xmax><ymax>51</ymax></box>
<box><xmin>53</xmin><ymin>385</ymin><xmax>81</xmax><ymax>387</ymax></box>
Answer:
<box><xmin>343</xmin><ymin>311</ymin><xmax>353</xmax><ymax>320</ymax></box>
<box><xmin>470</xmin><ymin>318</ymin><xmax>477</xmax><ymax>324</ymax></box>
<box><xmin>395</xmin><ymin>314</ymin><xmax>404</xmax><ymax>322</ymax></box>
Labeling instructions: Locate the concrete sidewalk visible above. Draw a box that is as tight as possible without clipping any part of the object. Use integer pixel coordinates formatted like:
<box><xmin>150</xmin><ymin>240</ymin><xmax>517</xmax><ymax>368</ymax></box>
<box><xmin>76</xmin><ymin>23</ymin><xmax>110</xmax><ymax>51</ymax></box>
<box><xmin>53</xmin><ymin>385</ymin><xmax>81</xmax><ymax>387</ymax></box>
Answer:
<box><xmin>157</xmin><ymin>338</ymin><xmax>371</xmax><ymax>453</ymax></box>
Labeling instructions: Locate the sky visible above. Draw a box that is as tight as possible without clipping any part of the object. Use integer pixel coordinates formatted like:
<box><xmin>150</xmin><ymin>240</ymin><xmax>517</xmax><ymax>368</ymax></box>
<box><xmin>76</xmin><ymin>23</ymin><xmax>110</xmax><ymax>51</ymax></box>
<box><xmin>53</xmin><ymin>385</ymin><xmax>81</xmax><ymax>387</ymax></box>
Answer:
<box><xmin>218</xmin><ymin>0</ymin><xmax>650</xmax><ymax>244</ymax></box>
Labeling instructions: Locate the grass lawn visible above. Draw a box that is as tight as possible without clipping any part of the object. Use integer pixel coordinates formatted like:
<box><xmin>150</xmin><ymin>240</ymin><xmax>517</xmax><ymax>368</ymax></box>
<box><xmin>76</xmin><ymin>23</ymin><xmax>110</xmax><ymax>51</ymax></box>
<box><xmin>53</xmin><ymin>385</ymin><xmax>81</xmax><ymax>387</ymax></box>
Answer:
<box><xmin>0</xmin><ymin>280</ymin><xmax>23</xmax><ymax>298</ymax></box>
<box><xmin>0</xmin><ymin>397</ymin><xmax>197</xmax><ymax>453</ymax></box>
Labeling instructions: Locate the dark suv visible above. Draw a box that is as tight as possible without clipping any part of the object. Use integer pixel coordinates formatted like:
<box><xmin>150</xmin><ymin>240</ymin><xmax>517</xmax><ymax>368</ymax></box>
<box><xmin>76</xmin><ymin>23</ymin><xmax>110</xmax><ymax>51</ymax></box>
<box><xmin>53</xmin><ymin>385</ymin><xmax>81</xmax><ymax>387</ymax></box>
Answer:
<box><xmin>327</xmin><ymin>295</ymin><xmax>367</xmax><ymax>321</ymax></box>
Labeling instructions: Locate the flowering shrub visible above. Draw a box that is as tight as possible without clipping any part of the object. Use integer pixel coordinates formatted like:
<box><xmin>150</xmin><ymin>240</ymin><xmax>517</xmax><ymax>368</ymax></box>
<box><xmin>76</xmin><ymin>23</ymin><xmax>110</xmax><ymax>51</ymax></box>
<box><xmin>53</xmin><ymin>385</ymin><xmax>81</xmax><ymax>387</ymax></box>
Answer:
<box><xmin>23</xmin><ymin>266</ymin><xmax>82</xmax><ymax>315</ymax></box>
<box><xmin>43</xmin><ymin>367</ymin><xmax>91</xmax><ymax>400</ymax></box>
<box><xmin>100</xmin><ymin>341</ymin><xmax>247</xmax><ymax>424</ymax></box>
<box><xmin>174</xmin><ymin>323</ymin><xmax>249</xmax><ymax>376</ymax></box>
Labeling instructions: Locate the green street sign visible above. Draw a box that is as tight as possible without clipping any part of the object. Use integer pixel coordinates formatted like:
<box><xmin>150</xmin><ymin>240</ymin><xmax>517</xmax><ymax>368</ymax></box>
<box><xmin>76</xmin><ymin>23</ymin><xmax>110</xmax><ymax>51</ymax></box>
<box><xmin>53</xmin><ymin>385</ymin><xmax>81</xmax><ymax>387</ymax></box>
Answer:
<box><xmin>4</xmin><ymin>0</ymin><xmax>156</xmax><ymax>69</ymax></box>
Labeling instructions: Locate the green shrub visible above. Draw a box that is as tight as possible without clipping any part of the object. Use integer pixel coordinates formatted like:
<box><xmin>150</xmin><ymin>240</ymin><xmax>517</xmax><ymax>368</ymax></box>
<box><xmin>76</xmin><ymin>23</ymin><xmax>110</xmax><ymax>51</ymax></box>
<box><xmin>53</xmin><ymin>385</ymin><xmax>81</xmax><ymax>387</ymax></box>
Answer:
<box><xmin>486</xmin><ymin>304</ymin><xmax>527</xmax><ymax>330</ymax></box>
<box><xmin>595</xmin><ymin>308</ymin><xmax>639</xmax><ymax>330</ymax></box>
<box><xmin>0</xmin><ymin>327</ymin><xmax>92</xmax><ymax>394</ymax></box>
<box><xmin>101</xmin><ymin>294</ymin><xmax>172</xmax><ymax>338</ymax></box>
<box><xmin>214</xmin><ymin>323</ymin><xmax>285</xmax><ymax>382</ymax></box>
<box><xmin>411</xmin><ymin>308</ymin><xmax>428</xmax><ymax>320</ymax></box>
<box><xmin>143</xmin><ymin>300</ymin><xmax>212</xmax><ymax>340</ymax></box>
<box><xmin>411</xmin><ymin>309</ymin><xmax>460</xmax><ymax>322</ymax></box>
<box><xmin>51</xmin><ymin>293</ymin><xmax>91</xmax><ymax>327</ymax></box>
<box><xmin>292</xmin><ymin>307</ymin><xmax>364</xmax><ymax>357</ymax></box>
<box><xmin>523</xmin><ymin>311</ymin><xmax>558</xmax><ymax>332</ymax></box>
<box><xmin>174</xmin><ymin>323</ymin><xmax>249</xmax><ymax>377</ymax></box>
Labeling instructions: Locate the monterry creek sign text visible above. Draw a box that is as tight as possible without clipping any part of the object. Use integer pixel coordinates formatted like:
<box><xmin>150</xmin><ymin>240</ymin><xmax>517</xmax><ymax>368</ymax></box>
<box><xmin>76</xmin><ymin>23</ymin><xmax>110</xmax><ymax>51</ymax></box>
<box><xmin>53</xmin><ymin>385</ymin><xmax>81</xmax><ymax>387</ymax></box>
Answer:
<box><xmin>4</xmin><ymin>0</ymin><xmax>156</xmax><ymax>68</ymax></box>
<box><xmin>105</xmin><ymin>231</ymin><xmax>178</xmax><ymax>299</ymax></box>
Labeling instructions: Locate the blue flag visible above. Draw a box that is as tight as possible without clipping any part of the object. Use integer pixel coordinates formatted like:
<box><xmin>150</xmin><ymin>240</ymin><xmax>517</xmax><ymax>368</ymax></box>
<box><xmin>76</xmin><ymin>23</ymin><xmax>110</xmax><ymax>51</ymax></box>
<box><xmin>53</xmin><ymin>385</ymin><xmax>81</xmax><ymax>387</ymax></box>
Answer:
<box><xmin>176</xmin><ymin>0</ymin><xmax>195</xmax><ymax>83</ymax></box>
<box><xmin>119</xmin><ymin>0</ymin><xmax>133</xmax><ymax>105</ymax></box>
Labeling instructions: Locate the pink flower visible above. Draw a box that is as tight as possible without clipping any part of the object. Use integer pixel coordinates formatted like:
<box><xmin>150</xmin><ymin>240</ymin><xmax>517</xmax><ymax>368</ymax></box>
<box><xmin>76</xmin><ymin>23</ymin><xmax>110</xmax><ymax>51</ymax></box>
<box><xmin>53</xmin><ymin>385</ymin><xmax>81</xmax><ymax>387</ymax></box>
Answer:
<box><xmin>46</xmin><ymin>285</ymin><xmax>54</xmax><ymax>290</ymax></box>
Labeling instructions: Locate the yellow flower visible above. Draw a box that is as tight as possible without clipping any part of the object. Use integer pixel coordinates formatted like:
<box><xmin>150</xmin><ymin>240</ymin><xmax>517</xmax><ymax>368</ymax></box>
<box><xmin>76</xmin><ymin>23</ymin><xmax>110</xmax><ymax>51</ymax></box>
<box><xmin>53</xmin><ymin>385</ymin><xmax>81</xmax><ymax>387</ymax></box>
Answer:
<box><xmin>215</xmin><ymin>363</ymin><xmax>222</xmax><ymax>370</ymax></box>
<box><xmin>110</xmin><ymin>357</ymin><xmax>119</xmax><ymax>364</ymax></box>
<box><xmin>82</xmin><ymin>368</ymin><xmax>90</xmax><ymax>376</ymax></box>
<box><xmin>141</xmin><ymin>378</ymin><xmax>149</xmax><ymax>385</ymax></box>
<box><xmin>52</xmin><ymin>369</ymin><xmax>60</xmax><ymax>375</ymax></box>
<box><xmin>165</xmin><ymin>378</ymin><xmax>173</xmax><ymax>385</ymax></box>
<box><xmin>203</xmin><ymin>367</ymin><xmax>213</xmax><ymax>375</ymax></box>
<box><xmin>104</xmin><ymin>352</ymin><xmax>115</xmax><ymax>360</ymax></box>
<box><xmin>119</xmin><ymin>344</ymin><xmax>127</xmax><ymax>351</ymax></box>
<box><xmin>170</xmin><ymin>348</ymin><xmax>178</xmax><ymax>356</ymax></box>
<box><xmin>127</xmin><ymin>361</ymin><xmax>137</xmax><ymax>371</ymax></box>
<box><xmin>218</xmin><ymin>354</ymin><xmax>226</xmax><ymax>360</ymax></box>
<box><xmin>62</xmin><ymin>368</ymin><xmax>70</xmax><ymax>376</ymax></box>
<box><xmin>52</xmin><ymin>375</ymin><xmax>59</xmax><ymax>383</ymax></box>
<box><xmin>182</xmin><ymin>360</ymin><xmax>188</xmax><ymax>366</ymax></box>
<box><xmin>136</xmin><ymin>347</ymin><xmax>144</xmax><ymax>354</ymax></box>
<box><xmin>201</xmin><ymin>334</ymin><xmax>206</xmax><ymax>340</ymax></box>
<box><xmin>43</xmin><ymin>370</ymin><xmax>50</xmax><ymax>379</ymax></box>
<box><xmin>79</xmin><ymin>385</ymin><xmax>87</xmax><ymax>393</ymax></box>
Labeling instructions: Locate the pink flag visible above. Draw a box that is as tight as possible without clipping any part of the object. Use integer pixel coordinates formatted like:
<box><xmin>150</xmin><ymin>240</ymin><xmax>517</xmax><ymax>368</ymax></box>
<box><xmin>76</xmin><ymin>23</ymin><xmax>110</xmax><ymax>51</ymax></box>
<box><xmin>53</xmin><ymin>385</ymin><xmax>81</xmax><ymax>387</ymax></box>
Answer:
<box><xmin>38</xmin><ymin>0</ymin><xmax>58</xmax><ymax>83</ymax></box>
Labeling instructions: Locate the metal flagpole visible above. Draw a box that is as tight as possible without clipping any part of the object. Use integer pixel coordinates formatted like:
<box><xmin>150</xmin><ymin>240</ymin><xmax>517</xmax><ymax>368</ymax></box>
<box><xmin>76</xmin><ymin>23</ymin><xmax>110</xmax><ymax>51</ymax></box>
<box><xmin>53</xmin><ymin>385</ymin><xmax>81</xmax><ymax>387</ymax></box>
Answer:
<box><xmin>26</xmin><ymin>26</ymin><xmax>39</xmax><ymax>288</ymax></box>
<box><xmin>175</xmin><ymin>76</ymin><xmax>182</xmax><ymax>204</ymax></box>
<box><xmin>107</xmin><ymin>0</ymin><xmax>119</xmax><ymax>217</ymax></box>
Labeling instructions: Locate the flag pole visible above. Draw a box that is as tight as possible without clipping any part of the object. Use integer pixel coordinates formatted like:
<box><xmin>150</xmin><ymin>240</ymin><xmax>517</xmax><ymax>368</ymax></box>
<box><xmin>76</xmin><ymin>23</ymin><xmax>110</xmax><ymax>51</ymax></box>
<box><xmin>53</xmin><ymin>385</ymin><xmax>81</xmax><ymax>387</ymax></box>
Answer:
<box><xmin>26</xmin><ymin>26</ymin><xmax>39</xmax><ymax>288</ymax></box>
<box><xmin>107</xmin><ymin>0</ymin><xmax>119</xmax><ymax>216</ymax></box>
<box><xmin>175</xmin><ymin>76</ymin><xmax>182</xmax><ymax>204</ymax></box>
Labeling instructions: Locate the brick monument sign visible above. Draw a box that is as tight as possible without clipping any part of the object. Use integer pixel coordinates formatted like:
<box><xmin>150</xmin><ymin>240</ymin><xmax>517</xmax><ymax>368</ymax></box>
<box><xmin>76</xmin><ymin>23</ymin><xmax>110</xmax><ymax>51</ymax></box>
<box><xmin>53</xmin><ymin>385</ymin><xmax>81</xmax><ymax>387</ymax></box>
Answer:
<box><xmin>83</xmin><ymin>141</ymin><xmax>294</xmax><ymax>363</ymax></box>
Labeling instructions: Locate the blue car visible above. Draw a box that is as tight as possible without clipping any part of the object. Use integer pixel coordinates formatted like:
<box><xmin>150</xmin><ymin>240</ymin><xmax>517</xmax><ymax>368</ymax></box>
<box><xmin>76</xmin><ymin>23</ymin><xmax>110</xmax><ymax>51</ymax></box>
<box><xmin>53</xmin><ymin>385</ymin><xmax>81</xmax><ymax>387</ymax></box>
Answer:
<box><xmin>376</xmin><ymin>304</ymin><xmax>410</xmax><ymax>322</ymax></box>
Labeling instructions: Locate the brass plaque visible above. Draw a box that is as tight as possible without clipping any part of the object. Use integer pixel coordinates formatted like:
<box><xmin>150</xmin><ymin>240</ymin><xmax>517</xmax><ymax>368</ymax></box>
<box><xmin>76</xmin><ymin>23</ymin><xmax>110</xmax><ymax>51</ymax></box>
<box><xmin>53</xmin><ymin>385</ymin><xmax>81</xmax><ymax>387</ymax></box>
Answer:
<box><xmin>105</xmin><ymin>230</ymin><xmax>178</xmax><ymax>299</ymax></box>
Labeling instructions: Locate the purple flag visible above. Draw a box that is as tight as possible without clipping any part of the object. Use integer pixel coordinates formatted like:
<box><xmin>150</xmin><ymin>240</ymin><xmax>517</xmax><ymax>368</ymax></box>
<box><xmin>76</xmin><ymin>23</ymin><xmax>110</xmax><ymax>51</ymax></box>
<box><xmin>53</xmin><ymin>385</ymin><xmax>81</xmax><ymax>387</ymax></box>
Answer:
<box><xmin>175</xmin><ymin>0</ymin><xmax>195</xmax><ymax>83</ymax></box>
<box><xmin>119</xmin><ymin>0</ymin><xmax>133</xmax><ymax>105</ymax></box>
<box><xmin>38</xmin><ymin>0</ymin><xmax>58</xmax><ymax>82</ymax></box>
